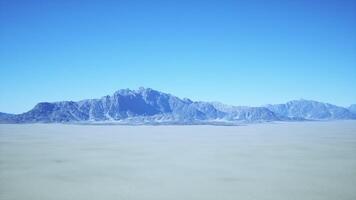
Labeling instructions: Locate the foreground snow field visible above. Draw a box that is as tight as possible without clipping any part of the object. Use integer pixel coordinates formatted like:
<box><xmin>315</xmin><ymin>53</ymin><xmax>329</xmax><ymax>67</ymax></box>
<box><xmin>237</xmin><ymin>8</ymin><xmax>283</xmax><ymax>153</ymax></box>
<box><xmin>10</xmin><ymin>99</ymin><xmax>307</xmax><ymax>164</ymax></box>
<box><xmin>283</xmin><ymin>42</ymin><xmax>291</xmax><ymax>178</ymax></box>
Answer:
<box><xmin>0</xmin><ymin>121</ymin><xmax>356</xmax><ymax>200</ymax></box>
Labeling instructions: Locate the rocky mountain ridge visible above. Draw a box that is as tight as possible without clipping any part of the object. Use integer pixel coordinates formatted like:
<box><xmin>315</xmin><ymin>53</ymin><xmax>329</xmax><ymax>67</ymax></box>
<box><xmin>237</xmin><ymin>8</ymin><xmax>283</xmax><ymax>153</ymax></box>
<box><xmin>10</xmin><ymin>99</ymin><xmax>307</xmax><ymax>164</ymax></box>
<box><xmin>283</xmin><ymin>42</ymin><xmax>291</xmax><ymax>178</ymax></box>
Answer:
<box><xmin>1</xmin><ymin>88</ymin><xmax>355</xmax><ymax>124</ymax></box>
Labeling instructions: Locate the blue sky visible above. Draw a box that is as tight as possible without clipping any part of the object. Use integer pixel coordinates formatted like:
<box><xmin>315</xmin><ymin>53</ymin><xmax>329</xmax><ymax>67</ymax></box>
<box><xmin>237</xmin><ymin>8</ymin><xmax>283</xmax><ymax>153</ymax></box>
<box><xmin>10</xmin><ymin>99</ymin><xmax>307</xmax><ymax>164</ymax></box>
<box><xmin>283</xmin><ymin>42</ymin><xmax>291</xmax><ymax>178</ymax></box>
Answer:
<box><xmin>0</xmin><ymin>0</ymin><xmax>355</xmax><ymax>114</ymax></box>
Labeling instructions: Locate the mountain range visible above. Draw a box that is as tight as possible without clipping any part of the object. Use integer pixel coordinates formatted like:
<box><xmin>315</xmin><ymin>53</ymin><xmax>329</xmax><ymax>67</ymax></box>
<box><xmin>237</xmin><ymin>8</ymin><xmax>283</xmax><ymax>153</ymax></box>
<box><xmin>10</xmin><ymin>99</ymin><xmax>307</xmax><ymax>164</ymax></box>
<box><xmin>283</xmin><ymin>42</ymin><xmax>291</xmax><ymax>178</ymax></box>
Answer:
<box><xmin>1</xmin><ymin>87</ymin><xmax>355</xmax><ymax>125</ymax></box>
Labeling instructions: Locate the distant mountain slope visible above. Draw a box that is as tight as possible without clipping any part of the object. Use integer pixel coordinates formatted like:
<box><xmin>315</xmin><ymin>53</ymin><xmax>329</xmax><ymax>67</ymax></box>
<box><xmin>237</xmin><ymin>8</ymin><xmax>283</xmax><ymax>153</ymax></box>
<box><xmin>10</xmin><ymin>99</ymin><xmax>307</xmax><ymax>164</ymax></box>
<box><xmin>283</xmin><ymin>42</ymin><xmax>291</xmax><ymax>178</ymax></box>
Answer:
<box><xmin>211</xmin><ymin>102</ymin><xmax>281</xmax><ymax>122</ymax></box>
<box><xmin>0</xmin><ymin>112</ymin><xmax>16</xmax><ymax>123</ymax></box>
<box><xmin>266</xmin><ymin>99</ymin><xmax>356</xmax><ymax>120</ymax></box>
<box><xmin>349</xmin><ymin>104</ymin><xmax>356</xmax><ymax>114</ymax></box>
<box><xmin>1</xmin><ymin>88</ymin><xmax>355</xmax><ymax>124</ymax></box>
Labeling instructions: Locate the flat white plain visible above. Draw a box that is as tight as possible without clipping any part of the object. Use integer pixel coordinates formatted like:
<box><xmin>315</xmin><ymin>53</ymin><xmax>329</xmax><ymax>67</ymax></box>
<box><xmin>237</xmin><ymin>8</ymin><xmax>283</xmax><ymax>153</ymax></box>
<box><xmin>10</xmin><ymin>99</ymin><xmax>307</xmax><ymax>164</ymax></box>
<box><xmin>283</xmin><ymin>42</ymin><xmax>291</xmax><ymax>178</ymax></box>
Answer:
<box><xmin>0</xmin><ymin>121</ymin><xmax>356</xmax><ymax>200</ymax></box>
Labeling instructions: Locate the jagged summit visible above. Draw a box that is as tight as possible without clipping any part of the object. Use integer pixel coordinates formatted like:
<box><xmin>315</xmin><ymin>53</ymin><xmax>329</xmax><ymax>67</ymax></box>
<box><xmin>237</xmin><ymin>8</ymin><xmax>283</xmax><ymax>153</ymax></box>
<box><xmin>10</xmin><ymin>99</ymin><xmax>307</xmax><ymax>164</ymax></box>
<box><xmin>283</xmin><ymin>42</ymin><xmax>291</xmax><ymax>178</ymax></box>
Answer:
<box><xmin>1</xmin><ymin>88</ymin><xmax>355</xmax><ymax>124</ymax></box>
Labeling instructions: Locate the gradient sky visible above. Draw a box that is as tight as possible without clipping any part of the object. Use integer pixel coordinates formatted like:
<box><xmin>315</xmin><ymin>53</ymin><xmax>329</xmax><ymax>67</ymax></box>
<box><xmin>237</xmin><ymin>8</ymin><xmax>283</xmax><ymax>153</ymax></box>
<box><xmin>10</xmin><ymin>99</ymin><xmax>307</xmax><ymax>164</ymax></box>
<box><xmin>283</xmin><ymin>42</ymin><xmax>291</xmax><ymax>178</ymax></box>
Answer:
<box><xmin>1</xmin><ymin>0</ymin><xmax>355</xmax><ymax>114</ymax></box>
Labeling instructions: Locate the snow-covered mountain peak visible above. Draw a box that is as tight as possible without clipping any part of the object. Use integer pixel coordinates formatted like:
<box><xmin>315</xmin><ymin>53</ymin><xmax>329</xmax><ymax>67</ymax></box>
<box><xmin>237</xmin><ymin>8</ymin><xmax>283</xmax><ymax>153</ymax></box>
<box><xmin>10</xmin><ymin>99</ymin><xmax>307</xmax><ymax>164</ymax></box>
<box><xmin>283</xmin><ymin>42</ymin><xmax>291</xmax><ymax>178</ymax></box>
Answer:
<box><xmin>1</xmin><ymin>88</ymin><xmax>355</xmax><ymax>124</ymax></box>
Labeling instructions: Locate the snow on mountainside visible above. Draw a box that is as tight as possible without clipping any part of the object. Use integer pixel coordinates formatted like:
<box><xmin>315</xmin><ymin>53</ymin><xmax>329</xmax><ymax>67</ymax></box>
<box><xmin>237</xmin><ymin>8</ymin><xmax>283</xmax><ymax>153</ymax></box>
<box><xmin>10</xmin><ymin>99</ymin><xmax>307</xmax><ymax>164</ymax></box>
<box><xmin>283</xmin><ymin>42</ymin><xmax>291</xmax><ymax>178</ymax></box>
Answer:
<box><xmin>7</xmin><ymin>88</ymin><xmax>224</xmax><ymax>123</ymax></box>
<box><xmin>1</xmin><ymin>88</ymin><xmax>355</xmax><ymax>124</ymax></box>
<box><xmin>266</xmin><ymin>99</ymin><xmax>356</xmax><ymax>120</ymax></box>
<box><xmin>211</xmin><ymin>102</ymin><xmax>281</xmax><ymax>122</ymax></box>
<box><xmin>349</xmin><ymin>104</ymin><xmax>356</xmax><ymax>114</ymax></box>
<box><xmin>0</xmin><ymin>112</ymin><xmax>15</xmax><ymax>122</ymax></box>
